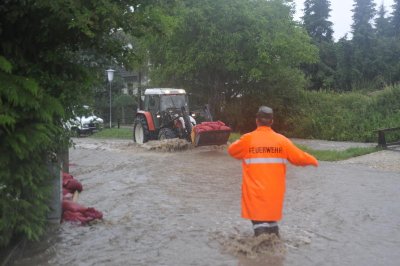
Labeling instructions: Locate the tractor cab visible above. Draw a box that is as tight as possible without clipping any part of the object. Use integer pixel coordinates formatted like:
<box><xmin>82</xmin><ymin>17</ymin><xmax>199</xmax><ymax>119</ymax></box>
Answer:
<box><xmin>142</xmin><ymin>88</ymin><xmax>191</xmax><ymax>130</ymax></box>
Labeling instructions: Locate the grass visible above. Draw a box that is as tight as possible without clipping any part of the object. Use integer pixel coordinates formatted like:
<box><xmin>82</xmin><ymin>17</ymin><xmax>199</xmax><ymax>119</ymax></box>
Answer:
<box><xmin>229</xmin><ymin>132</ymin><xmax>241</xmax><ymax>142</ymax></box>
<box><xmin>91</xmin><ymin>129</ymin><xmax>381</xmax><ymax>161</ymax></box>
<box><xmin>228</xmin><ymin>132</ymin><xmax>380</xmax><ymax>161</ymax></box>
<box><xmin>91</xmin><ymin>128</ymin><xmax>132</xmax><ymax>139</ymax></box>
<box><xmin>296</xmin><ymin>144</ymin><xmax>381</xmax><ymax>161</ymax></box>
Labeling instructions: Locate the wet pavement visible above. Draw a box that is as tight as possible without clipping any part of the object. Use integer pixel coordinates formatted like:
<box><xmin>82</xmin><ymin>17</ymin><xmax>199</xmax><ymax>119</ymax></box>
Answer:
<box><xmin>8</xmin><ymin>138</ymin><xmax>400</xmax><ymax>266</ymax></box>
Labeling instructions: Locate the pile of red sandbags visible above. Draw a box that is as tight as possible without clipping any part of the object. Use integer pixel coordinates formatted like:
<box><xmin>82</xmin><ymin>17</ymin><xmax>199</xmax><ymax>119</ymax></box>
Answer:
<box><xmin>62</xmin><ymin>201</ymin><xmax>103</xmax><ymax>224</ymax></box>
<box><xmin>62</xmin><ymin>172</ymin><xmax>103</xmax><ymax>224</ymax></box>
<box><xmin>193</xmin><ymin>121</ymin><xmax>231</xmax><ymax>134</ymax></box>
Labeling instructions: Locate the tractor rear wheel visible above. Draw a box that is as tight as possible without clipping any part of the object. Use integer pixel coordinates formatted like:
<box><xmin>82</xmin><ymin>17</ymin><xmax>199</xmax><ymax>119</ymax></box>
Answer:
<box><xmin>158</xmin><ymin>128</ymin><xmax>177</xmax><ymax>140</ymax></box>
<box><xmin>133</xmin><ymin>116</ymin><xmax>150</xmax><ymax>144</ymax></box>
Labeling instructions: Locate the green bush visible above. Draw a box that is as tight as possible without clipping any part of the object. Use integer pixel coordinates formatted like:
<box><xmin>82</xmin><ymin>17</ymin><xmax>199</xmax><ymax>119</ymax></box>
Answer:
<box><xmin>287</xmin><ymin>85</ymin><xmax>400</xmax><ymax>141</ymax></box>
<box><xmin>223</xmin><ymin>84</ymin><xmax>400</xmax><ymax>142</ymax></box>
<box><xmin>0</xmin><ymin>57</ymin><xmax>64</xmax><ymax>247</ymax></box>
<box><xmin>221</xmin><ymin>88</ymin><xmax>304</xmax><ymax>134</ymax></box>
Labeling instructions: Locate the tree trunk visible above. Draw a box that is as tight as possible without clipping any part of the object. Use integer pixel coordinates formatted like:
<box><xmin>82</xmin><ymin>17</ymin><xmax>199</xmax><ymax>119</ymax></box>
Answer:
<box><xmin>121</xmin><ymin>107</ymin><xmax>125</xmax><ymax>124</ymax></box>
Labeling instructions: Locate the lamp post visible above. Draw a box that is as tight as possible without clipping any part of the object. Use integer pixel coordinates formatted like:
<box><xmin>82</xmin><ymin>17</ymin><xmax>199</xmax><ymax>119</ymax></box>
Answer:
<box><xmin>106</xmin><ymin>69</ymin><xmax>115</xmax><ymax>128</ymax></box>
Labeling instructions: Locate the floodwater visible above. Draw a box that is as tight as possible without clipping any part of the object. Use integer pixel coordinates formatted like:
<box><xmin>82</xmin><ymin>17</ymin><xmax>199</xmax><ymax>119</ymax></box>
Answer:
<box><xmin>9</xmin><ymin>138</ymin><xmax>400</xmax><ymax>266</ymax></box>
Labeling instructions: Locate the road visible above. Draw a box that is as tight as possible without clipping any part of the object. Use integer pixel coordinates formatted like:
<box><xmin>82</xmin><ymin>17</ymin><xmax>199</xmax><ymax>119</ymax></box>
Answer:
<box><xmin>10</xmin><ymin>138</ymin><xmax>400</xmax><ymax>266</ymax></box>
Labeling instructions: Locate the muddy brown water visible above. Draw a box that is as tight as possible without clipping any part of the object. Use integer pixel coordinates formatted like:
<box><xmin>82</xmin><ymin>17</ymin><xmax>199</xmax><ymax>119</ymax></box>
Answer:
<box><xmin>9</xmin><ymin>138</ymin><xmax>400</xmax><ymax>266</ymax></box>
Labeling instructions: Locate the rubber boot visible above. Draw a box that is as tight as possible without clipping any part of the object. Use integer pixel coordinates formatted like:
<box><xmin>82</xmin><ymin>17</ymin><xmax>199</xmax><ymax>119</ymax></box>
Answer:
<box><xmin>254</xmin><ymin>225</ymin><xmax>280</xmax><ymax>238</ymax></box>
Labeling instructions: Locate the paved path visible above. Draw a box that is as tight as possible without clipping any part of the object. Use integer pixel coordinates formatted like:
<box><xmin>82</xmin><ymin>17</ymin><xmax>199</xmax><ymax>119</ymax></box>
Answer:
<box><xmin>291</xmin><ymin>138</ymin><xmax>376</xmax><ymax>151</ymax></box>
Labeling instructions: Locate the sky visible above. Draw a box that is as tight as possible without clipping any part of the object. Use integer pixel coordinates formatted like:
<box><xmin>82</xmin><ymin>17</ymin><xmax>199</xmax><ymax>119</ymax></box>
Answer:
<box><xmin>293</xmin><ymin>0</ymin><xmax>395</xmax><ymax>41</ymax></box>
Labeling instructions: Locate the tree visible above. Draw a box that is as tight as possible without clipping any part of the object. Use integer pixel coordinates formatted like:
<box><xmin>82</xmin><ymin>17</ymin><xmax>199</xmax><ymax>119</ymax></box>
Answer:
<box><xmin>375</xmin><ymin>4</ymin><xmax>391</xmax><ymax>37</ymax></box>
<box><xmin>352</xmin><ymin>0</ymin><xmax>376</xmax><ymax>39</ymax></box>
<box><xmin>391</xmin><ymin>0</ymin><xmax>400</xmax><ymax>37</ymax></box>
<box><xmin>146</xmin><ymin>0</ymin><xmax>318</xmax><ymax>131</ymax></box>
<box><xmin>0</xmin><ymin>56</ymin><xmax>64</xmax><ymax>247</ymax></box>
<box><xmin>301</xmin><ymin>0</ymin><xmax>336</xmax><ymax>90</ymax></box>
<box><xmin>374</xmin><ymin>4</ymin><xmax>394</xmax><ymax>86</ymax></box>
<box><xmin>302</xmin><ymin>0</ymin><xmax>333</xmax><ymax>43</ymax></box>
<box><xmin>351</xmin><ymin>0</ymin><xmax>377</xmax><ymax>89</ymax></box>
<box><xmin>334</xmin><ymin>36</ymin><xmax>356</xmax><ymax>91</ymax></box>
<box><xmin>0</xmin><ymin>0</ymin><xmax>170</xmax><ymax>247</ymax></box>
<box><xmin>388</xmin><ymin>0</ymin><xmax>400</xmax><ymax>83</ymax></box>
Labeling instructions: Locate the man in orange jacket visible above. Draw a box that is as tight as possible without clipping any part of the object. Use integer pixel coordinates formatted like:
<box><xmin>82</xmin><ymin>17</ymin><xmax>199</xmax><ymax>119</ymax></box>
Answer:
<box><xmin>228</xmin><ymin>106</ymin><xmax>318</xmax><ymax>237</ymax></box>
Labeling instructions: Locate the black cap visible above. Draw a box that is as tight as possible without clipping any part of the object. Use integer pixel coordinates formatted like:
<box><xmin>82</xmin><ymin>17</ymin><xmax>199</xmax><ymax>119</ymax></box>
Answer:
<box><xmin>256</xmin><ymin>106</ymin><xmax>273</xmax><ymax>118</ymax></box>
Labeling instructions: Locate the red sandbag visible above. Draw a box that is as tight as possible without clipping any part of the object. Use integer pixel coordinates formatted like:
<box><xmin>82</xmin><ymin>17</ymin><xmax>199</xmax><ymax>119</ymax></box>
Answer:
<box><xmin>62</xmin><ymin>200</ymin><xmax>103</xmax><ymax>224</ymax></box>
<box><xmin>200</xmin><ymin>122</ymin><xmax>214</xmax><ymax>125</ymax></box>
<box><xmin>194</xmin><ymin>122</ymin><xmax>232</xmax><ymax>134</ymax></box>
<box><xmin>200</xmin><ymin>122</ymin><xmax>219</xmax><ymax>129</ymax></box>
<box><xmin>62</xmin><ymin>172</ymin><xmax>74</xmax><ymax>181</ymax></box>
<box><xmin>84</xmin><ymin>208</ymin><xmax>103</xmax><ymax>220</ymax></box>
<box><xmin>62</xmin><ymin>172</ymin><xmax>83</xmax><ymax>193</ymax></box>
<box><xmin>199</xmin><ymin>121</ymin><xmax>228</xmax><ymax>130</ymax></box>
<box><xmin>194</xmin><ymin>125</ymin><xmax>211</xmax><ymax>134</ymax></box>
<box><xmin>220</xmin><ymin>125</ymin><xmax>231</xmax><ymax>131</ymax></box>
<box><xmin>64</xmin><ymin>179</ymin><xmax>83</xmax><ymax>193</ymax></box>
<box><xmin>63</xmin><ymin>210</ymin><xmax>95</xmax><ymax>224</ymax></box>
<box><xmin>210</xmin><ymin>124</ymin><xmax>221</xmax><ymax>130</ymax></box>
<box><xmin>62</xmin><ymin>200</ymin><xmax>88</xmax><ymax>213</ymax></box>
<box><xmin>198</xmin><ymin>125</ymin><xmax>213</xmax><ymax>131</ymax></box>
<box><xmin>216</xmin><ymin>120</ymin><xmax>226</xmax><ymax>126</ymax></box>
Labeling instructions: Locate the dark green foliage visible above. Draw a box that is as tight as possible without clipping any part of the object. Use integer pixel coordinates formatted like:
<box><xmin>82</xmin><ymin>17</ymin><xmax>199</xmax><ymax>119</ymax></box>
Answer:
<box><xmin>299</xmin><ymin>0</ymin><xmax>400</xmax><ymax>91</ymax></box>
<box><xmin>113</xmin><ymin>94</ymin><xmax>137</xmax><ymax>124</ymax></box>
<box><xmin>375</xmin><ymin>4</ymin><xmax>391</xmax><ymax>38</ymax></box>
<box><xmin>351</xmin><ymin>0</ymin><xmax>377</xmax><ymax>88</ymax></box>
<box><xmin>391</xmin><ymin>0</ymin><xmax>400</xmax><ymax>37</ymax></box>
<box><xmin>352</xmin><ymin>0</ymin><xmax>376</xmax><ymax>39</ymax></box>
<box><xmin>0</xmin><ymin>57</ymin><xmax>63</xmax><ymax>247</ymax></box>
<box><xmin>145</xmin><ymin>0</ymin><xmax>318</xmax><ymax>119</ymax></box>
<box><xmin>288</xmin><ymin>85</ymin><xmax>400</xmax><ymax>141</ymax></box>
<box><xmin>373</xmin><ymin>5</ymin><xmax>392</xmax><ymax>86</ymax></box>
<box><xmin>0</xmin><ymin>0</ymin><xmax>168</xmax><ymax>248</ymax></box>
<box><xmin>334</xmin><ymin>37</ymin><xmax>354</xmax><ymax>91</ymax></box>
<box><xmin>303</xmin><ymin>41</ymin><xmax>337</xmax><ymax>90</ymax></box>
<box><xmin>302</xmin><ymin>0</ymin><xmax>333</xmax><ymax>43</ymax></box>
<box><xmin>301</xmin><ymin>0</ymin><xmax>337</xmax><ymax>91</ymax></box>
<box><xmin>0</xmin><ymin>0</ymin><xmax>167</xmax><ymax>110</ymax></box>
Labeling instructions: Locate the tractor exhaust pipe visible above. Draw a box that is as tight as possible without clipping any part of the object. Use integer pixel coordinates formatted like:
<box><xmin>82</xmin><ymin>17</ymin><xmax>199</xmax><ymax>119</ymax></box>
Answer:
<box><xmin>137</xmin><ymin>71</ymin><xmax>142</xmax><ymax>111</ymax></box>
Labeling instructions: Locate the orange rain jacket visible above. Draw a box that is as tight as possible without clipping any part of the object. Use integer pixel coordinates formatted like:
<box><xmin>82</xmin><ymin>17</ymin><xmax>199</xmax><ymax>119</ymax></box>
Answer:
<box><xmin>228</xmin><ymin>126</ymin><xmax>318</xmax><ymax>221</ymax></box>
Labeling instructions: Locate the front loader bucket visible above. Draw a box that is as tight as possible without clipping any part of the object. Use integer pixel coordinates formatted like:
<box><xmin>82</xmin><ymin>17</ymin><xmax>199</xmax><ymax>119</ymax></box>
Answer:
<box><xmin>192</xmin><ymin>130</ymin><xmax>231</xmax><ymax>147</ymax></box>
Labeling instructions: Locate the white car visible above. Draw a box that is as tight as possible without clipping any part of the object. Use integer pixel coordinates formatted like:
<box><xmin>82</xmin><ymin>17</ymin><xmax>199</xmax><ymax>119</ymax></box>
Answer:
<box><xmin>65</xmin><ymin>107</ymin><xmax>104</xmax><ymax>136</ymax></box>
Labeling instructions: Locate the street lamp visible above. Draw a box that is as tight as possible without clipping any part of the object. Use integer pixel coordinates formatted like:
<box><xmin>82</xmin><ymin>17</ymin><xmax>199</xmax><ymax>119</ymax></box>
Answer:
<box><xmin>106</xmin><ymin>68</ymin><xmax>115</xmax><ymax>128</ymax></box>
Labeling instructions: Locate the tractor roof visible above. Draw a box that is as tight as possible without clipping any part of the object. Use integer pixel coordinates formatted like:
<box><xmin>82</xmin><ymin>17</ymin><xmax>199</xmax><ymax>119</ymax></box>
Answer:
<box><xmin>144</xmin><ymin>88</ymin><xmax>186</xmax><ymax>95</ymax></box>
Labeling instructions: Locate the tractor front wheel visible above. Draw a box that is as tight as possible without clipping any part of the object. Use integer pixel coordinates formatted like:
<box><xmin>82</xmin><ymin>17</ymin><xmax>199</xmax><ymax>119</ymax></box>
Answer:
<box><xmin>133</xmin><ymin>116</ymin><xmax>150</xmax><ymax>144</ymax></box>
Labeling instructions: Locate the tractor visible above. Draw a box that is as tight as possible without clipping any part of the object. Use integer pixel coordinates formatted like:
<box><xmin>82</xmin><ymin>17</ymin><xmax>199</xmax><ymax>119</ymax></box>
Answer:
<box><xmin>133</xmin><ymin>88</ymin><xmax>230</xmax><ymax>146</ymax></box>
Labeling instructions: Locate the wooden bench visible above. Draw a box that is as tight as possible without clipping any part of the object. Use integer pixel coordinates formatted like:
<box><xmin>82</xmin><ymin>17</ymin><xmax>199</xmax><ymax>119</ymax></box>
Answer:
<box><xmin>374</xmin><ymin>126</ymin><xmax>400</xmax><ymax>148</ymax></box>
